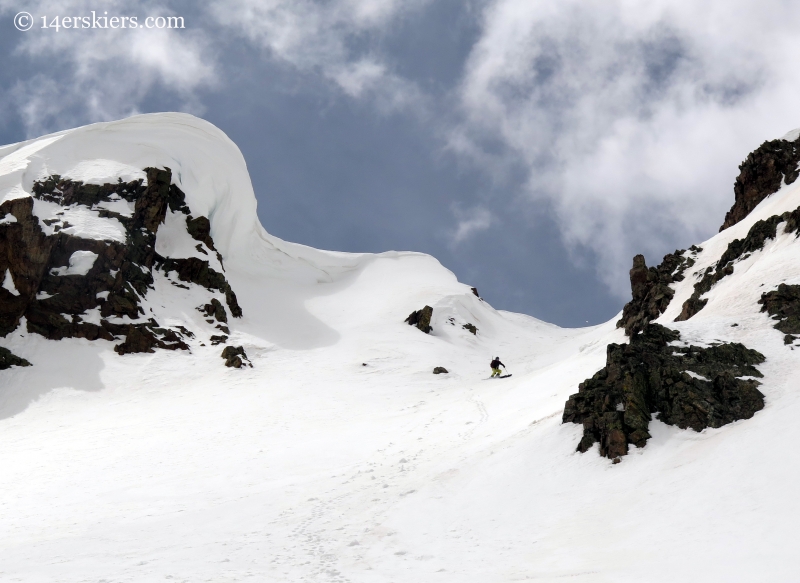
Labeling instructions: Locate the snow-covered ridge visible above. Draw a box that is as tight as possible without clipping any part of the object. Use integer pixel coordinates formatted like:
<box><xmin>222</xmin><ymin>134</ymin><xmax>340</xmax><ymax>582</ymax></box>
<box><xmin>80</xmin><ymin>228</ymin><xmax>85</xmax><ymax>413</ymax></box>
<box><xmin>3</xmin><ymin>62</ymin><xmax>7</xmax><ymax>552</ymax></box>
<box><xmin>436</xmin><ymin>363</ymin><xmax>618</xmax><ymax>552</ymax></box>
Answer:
<box><xmin>0</xmin><ymin>113</ymin><xmax>259</xmax><ymax>266</ymax></box>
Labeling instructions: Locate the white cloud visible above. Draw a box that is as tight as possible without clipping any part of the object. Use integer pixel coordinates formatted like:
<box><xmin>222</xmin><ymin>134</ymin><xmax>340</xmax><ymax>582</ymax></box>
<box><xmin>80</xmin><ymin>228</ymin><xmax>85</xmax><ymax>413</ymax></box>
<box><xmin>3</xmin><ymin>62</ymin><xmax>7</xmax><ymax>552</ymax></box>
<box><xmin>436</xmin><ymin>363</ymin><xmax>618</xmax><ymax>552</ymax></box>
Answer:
<box><xmin>450</xmin><ymin>206</ymin><xmax>494</xmax><ymax>245</ymax></box>
<box><xmin>209</xmin><ymin>0</ymin><xmax>427</xmax><ymax>114</ymax></box>
<box><xmin>452</xmin><ymin>0</ymin><xmax>800</xmax><ymax>296</ymax></box>
<box><xmin>0</xmin><ymin>0</ymin><xmax>216</xmax><ymax>136</ymax></box>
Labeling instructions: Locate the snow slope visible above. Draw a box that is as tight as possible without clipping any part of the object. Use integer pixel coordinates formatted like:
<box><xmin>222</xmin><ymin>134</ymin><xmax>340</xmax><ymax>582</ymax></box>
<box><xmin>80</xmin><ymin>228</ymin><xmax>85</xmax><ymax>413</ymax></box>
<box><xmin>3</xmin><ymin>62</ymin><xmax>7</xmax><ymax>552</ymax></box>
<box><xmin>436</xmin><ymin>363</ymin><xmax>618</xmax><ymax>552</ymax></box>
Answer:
<box><xmin>0</xmin><ymin>114</ymin><xmax>799</xmax><ymax>582</ymax></box>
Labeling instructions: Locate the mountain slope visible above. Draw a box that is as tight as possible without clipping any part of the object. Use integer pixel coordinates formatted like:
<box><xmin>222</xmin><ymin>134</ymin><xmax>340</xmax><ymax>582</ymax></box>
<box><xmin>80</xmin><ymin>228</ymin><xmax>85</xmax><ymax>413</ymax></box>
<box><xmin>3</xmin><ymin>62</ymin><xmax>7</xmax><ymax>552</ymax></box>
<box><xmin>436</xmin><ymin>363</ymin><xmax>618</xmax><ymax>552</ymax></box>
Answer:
<box><xmin>0</xmin><ymin>114</ymin><xmax>798</xmax><ymax>582</ymax></box>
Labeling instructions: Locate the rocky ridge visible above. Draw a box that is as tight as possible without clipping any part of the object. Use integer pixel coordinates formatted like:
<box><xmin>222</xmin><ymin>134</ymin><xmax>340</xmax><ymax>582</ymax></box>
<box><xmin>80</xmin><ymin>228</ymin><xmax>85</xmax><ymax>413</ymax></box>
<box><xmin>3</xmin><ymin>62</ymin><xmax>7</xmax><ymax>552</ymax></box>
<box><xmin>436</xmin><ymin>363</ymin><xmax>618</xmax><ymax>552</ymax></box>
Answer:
<box><xmin>676</xmin><ymin>206</ymin><xmax>800</xmax><ymax>322</ymax></box>
<box><xmin>0</xmin><ymin>167</ymin><xmax>242</xmax><ymax>363</ymax></box>
<box><xmin>570</xmin><ymin>131</ymin><xmax>800</xmax><ymax>459</ymax></box>
<box><xmin>720</xmin><ymin>133</ymin><xmax>800</xmax><ymax>231</ymax></box>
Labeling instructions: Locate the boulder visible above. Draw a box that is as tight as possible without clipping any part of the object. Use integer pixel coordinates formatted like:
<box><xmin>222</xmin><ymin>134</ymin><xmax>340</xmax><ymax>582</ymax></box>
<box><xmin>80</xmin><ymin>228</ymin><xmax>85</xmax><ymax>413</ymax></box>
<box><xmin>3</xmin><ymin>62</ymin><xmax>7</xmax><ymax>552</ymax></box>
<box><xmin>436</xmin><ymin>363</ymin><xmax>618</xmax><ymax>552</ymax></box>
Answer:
<box><xmin>0</xmin><ymin>347</ymin><xmax>31</xmax><ymax>370</ymax></box>
<box><xmin>433</xmin><ymin>367</ymin><xmax>448</xmax><ymax>374</ymax></box>
<box><xmin>405</xmin><ymin>306</ymin><xmax>433</xmax><ymax>333</ymax></box>
<box><xmin>201</xmin><ymin>298</ymin><xmax>228</xmax><ymax>323</ymax></box>
<box><xmin>759</xmin><ymin>283</ymin><xmax>800</xmax><ymax>335</ymax></box>
<box><xmin>222</xmin><ymin>345</ymin><xmax>251</xmax><ymax>368</ymax></box>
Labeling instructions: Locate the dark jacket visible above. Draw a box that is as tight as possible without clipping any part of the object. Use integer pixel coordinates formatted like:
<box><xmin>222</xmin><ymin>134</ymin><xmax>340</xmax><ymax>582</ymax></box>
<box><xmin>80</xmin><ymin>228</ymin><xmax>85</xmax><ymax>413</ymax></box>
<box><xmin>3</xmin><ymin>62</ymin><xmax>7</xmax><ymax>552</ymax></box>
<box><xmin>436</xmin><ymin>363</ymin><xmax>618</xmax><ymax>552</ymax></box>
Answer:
<box><xmin>490</xmin><ymin>358</ymin><xmax>504</xmax><ymax>369</ymax></box>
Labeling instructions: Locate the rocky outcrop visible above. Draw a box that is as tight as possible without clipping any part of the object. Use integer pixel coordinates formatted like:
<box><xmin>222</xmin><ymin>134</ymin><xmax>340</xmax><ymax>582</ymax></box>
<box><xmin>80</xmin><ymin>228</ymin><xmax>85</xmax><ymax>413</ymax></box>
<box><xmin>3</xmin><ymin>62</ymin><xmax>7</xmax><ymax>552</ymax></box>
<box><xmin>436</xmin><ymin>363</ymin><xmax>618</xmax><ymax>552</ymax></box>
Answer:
<box><xmin>405</xmin><ymin>306</ymin><xmax>433</xmax><ymax>333</ymax></box>
<box><xmin>222</xmin><ymin>345</ymin><xmax>251</xmax><ymax>368</ymax></box>
<box><xmin>563</xmin><ymin>324</ymin><xmax>765</xmax><ymax>459</ymax></box>
<box><xmin>720</xmin><ymin>135</ymin><xmax>800</xmax><ymax>231</ymax></box>
<box><xmin>462</xmin><ymin>323</ymin><xmax>477</xmax><ymax>335</ymax></box>
<box><xmin>186</xmin><ymin>215</ymin><xmax>224</xmax><ymax>265</ymax></box>
<box><xmin>201</xmin><ymin>298</ymin><xmax>227</xmax><ymax>323</ymax></box>
<box><xmin>159</xmin><ymin>256</ymin><xmax>242</xmax><ymax>317</ymax></box>
<box><xmin>433</xmin><ymin>366</ymin><xmax>448</xmax><ymax>374</ymax></box>
<box><xmin>676</xmin><ymin>215</ymin><xmax>784</xmax><ymax>321</ymax></box>
<box><xmin>616</xmin><ymin>248</ymin><xmax>698</xmax><ymax>336</ymax></box>
<box><xmin>759</xmin><ymin>284</ymin><xmax>800</xmax><ymax>343</ymax></box>
<box><xmin>0</xmin><ymin>167</ymin><xmax>242</xmax><ymax>359</ymax></box>
<box><xmin>0</xmin><ymin>347</ymin><xmax>31</xmax><ymax>370</ymax></box>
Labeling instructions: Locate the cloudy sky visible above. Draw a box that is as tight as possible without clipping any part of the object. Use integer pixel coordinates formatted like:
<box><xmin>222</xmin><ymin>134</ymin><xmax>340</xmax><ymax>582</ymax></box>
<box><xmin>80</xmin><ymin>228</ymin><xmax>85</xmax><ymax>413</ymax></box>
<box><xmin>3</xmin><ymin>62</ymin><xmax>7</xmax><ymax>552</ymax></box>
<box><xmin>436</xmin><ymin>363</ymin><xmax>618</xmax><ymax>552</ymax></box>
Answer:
<box><xmin>2</xmin><ymin>0</ymin><xmax>799</xmax><ymax>326</ymax></box>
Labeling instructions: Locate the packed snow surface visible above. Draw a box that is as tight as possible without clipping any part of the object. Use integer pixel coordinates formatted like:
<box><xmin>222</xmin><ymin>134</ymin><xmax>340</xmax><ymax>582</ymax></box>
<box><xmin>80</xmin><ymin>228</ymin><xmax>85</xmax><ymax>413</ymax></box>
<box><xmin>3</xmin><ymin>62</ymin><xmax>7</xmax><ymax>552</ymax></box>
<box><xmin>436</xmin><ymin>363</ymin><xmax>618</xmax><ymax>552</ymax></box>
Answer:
<box><xmin>1</xmin><ymin>114</ymin><xmax>799</xmax><ymax>582</ymax></box>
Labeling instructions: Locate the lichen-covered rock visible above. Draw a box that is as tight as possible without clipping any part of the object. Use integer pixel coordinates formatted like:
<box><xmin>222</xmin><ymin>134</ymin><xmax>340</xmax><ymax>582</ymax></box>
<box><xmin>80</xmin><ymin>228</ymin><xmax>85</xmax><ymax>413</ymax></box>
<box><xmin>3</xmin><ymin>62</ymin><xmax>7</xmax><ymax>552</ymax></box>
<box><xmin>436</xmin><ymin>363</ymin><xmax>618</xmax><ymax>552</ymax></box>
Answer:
<box><xmin>563</xmin><ymin>324</ymin><xmax>765</xmax><ymax>459</ymax></box>
<box><xmin>405</xmin><ymin>306</ymin><xmax>433</xmax><ymax>333</ymax></box>
<box><xmin>616</xmin><ymin>248</ymin><xmax>697</xmax><ymax>336</ymax></box>
<box><xmin>759</xmin><ymin>284</ymin><xmax>800</xmax><ymax>336</ymax></box>
<box><xmin>0</xmin><ymin>347</ymin><xmax>31</xmax><ymax>370</ymax></box>
<box><xmin>720</xmin><ymin>135</ymin><xmax>800</xmax><ymax>231</ymax></box>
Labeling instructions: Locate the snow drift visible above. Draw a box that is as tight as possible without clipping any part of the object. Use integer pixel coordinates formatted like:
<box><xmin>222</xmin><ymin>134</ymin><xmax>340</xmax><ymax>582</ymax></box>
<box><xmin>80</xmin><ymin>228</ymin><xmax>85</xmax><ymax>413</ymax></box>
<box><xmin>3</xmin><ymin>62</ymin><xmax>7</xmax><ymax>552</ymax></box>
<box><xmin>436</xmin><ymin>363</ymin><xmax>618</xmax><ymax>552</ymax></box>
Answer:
<box><xmin>1</xmin><ymin>113</ymin><xmax>799</xmax><ymax>582</ymax></box>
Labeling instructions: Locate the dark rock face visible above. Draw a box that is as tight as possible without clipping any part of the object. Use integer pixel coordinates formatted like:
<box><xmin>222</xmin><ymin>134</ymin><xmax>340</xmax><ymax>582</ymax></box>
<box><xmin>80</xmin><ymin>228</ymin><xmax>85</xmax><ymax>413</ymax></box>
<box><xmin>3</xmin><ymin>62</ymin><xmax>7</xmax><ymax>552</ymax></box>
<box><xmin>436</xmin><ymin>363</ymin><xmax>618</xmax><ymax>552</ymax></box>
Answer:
<box><xmin>616</xmin><ymin>248</ymin><xmax>698</xmax><ymax>336</ymax></box>
<box><xmin>676</xmin><ymin>215</ymin><xmax>784</xmax><ymax>321</ymax></box>
<box><xmin>0</xmin><ymin>347</ymin><xmax>31</xmax><ymax>370</ymax></box>
<box><xmin>433</xmin><ymin>366</ymin><xmax>448</xmax><ymax>374</ymax></box>
<box><xmin>720</xmin><ymin>135</ymin><xmax>800</xmax><ymax>231</ymax></box>
<box><xmin>462</xmin><ymin>323</ymin><xmax>477</xmax><ymax>335</ymax></box>
<box><xmin>563</xmin><ymin>324</ymin><xmax>765</xmax><ymax>459</ymax></box>
<box><xmin>159</xmin><ymin>256</ymin><xmax>242</xmax><ymax>318</ymax></box>
<box><xmin>0</xmin><ymin>167</ymin><xmax>241</xmax><ymax>359</ymax></box>
<box><xmin>222</xmin><ymin>345</ymin><xmax>251</xmax><ymax>368</ymax></box>
<box><xmin>470</xmin><ymin>287</ymin><xmax>480</xmax><ymax>297</ymax></box>
<box><xmin>405</xmin><ymin>306</ymin><xmax>433</xmax><ymax>333</ymax></box>
<box><xmin>186</xmin><ymin>215</ymin><xmax>224</xmax><ymax>265</ymax></box>
<box><xmin>759</xmin><ymin>284</ymin><xmax>800</xmax><ymax>338</ymax></box>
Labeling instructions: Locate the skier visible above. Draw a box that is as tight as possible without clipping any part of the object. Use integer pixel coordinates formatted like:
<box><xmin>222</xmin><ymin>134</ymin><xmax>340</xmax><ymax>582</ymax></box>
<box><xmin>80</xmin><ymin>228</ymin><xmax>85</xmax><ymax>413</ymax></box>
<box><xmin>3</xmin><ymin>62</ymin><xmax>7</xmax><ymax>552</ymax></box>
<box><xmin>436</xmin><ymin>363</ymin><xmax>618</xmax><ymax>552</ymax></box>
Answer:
<box><xmin>490</xmin><ymin>356</ymin><xmax>505</xmax><ymax>377</ymax></box>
